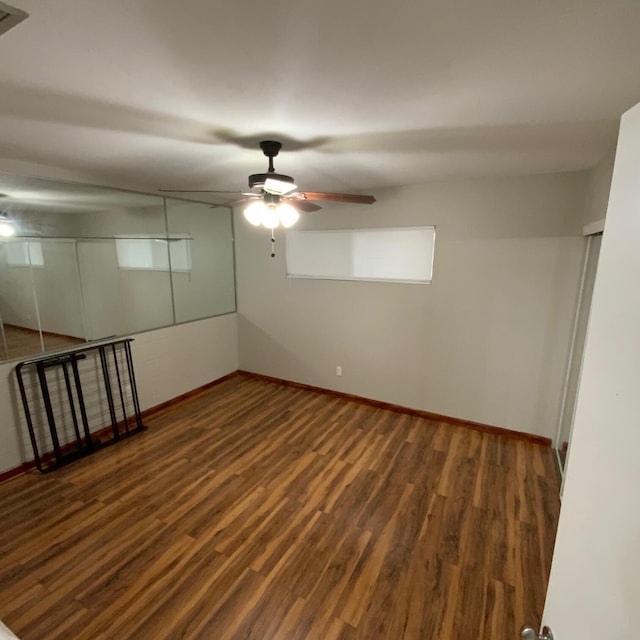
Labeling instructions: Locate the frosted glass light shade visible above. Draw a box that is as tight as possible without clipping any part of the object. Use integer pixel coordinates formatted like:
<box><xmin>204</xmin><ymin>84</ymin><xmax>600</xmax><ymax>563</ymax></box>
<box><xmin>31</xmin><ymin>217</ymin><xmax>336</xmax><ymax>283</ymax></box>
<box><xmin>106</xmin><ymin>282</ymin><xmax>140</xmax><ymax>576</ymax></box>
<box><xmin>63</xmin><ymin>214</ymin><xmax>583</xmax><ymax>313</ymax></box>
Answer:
<box><xmin>278</xmin><ymin>203</ymin><xmax>300</xmax><ymax>228</ymax></box>
<box><xmin>243</xmin><ymin>200</ymin><xmax>301</xmax><ymax>229</ymax></box>
<box><xmin>261</xmin><ymin>207</ymin><xmax>280</xmax><ymax>229</ymax></box>
<box><xmin>243</xmin><ymin>201</ymin><xmax>267</xmax><ymax>226</ymax></box>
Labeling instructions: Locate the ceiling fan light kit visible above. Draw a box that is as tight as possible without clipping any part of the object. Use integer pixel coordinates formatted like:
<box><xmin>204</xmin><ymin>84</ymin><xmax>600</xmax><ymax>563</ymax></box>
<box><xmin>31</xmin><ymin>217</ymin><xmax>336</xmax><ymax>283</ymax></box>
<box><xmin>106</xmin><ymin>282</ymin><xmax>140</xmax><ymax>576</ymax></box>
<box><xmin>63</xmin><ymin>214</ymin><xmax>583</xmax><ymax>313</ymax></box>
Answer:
<box><xmin>243</xmin><ymin>200</ymin><xmax>299</xmax><ymax>229</ymax></box>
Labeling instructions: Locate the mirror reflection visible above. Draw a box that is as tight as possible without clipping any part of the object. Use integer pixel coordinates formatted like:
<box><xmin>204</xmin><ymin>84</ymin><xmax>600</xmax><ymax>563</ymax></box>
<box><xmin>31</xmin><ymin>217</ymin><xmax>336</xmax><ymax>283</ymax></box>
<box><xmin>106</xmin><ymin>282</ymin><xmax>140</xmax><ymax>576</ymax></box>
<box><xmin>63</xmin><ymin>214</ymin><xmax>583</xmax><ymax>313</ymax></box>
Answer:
<box><xmin>0</xmin><ymin>174</ymin><xmax>236</xmax><ymax>362</ymax></box>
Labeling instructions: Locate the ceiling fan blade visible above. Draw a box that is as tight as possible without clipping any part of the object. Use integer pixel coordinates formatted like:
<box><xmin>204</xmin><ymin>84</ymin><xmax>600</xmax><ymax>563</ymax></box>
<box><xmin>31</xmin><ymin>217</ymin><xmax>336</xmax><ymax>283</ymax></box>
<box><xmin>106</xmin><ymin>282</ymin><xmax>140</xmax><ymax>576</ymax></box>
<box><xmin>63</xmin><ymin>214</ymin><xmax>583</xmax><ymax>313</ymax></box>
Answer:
<box><xmin>158</xmin><ymin>189</ymin><xmax>255</xmax><ymax>195</ymax></box>
<box><xmin>299</xmin><ymin>191</ymin><xmax>376</xmax><ymax>204</ymax></box>
<box><xmin>225</xmin><ymin>196</ymin><xmax>259</xmax><ymax>208</ymax></box>
<box><xmin>291</xmin><ymin>199</ymin><xmax>323</xmax><ymax>213</ymax></box>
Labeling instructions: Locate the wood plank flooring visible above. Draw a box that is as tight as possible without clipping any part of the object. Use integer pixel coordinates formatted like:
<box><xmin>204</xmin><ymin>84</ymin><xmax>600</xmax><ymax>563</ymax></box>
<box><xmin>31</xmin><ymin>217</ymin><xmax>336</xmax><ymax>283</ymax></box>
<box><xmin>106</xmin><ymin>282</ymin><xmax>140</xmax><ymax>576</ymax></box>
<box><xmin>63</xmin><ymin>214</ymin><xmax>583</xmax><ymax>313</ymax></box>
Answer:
<box><xmin>1</xmin><ymin>324</ymin><xmax>84</xmax><ymax>362</ymax></box>
<box><xmin>0</xmin><ymin>374</ymin><xmax>561</xmax><ymax>639</ymax></box>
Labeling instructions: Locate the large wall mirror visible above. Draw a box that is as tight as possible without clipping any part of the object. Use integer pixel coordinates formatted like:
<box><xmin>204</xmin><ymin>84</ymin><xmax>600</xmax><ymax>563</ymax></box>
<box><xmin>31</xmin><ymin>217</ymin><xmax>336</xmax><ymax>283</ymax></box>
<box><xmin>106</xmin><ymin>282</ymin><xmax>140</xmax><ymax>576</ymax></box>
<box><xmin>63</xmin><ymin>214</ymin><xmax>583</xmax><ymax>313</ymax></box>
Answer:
<box><xmin>0</xmin><ymin>174</ymin><xmax>236</xmax><ymax>362</ymax></box>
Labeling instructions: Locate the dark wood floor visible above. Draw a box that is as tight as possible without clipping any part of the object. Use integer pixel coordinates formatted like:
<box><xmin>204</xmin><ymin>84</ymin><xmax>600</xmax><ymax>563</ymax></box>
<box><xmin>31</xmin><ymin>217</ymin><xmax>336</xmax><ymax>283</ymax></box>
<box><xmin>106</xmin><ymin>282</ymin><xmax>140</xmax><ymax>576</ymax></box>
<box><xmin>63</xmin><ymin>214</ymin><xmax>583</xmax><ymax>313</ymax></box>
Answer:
<box><xmin>0</xmin><ymin>374</ymin><xmax>560</xmax><ymax>639</ymax></box>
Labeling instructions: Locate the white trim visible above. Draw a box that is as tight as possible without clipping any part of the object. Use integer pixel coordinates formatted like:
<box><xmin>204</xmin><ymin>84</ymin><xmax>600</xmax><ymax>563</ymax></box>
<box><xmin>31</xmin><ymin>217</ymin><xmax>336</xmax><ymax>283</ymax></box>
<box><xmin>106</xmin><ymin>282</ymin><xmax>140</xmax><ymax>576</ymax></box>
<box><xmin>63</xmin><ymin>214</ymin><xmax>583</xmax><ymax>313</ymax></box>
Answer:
<box><xmin>0</xmin><ymin>619</ymin><xmax>19</xmax><ymax>639</ymax></box>
<box><xmin>286</xmin><ymin>275</ymin><xmax>432</xmax><ymax>285</ymax></box>
<box><xmin>582</xmin><ymin>218</ymin><xmax>605</xmax><ymax>236</ymax></box>
<box><xmin>554</xmin><ymin>236</ymin><xmax>591</xmax><ymax>478</ymax></box>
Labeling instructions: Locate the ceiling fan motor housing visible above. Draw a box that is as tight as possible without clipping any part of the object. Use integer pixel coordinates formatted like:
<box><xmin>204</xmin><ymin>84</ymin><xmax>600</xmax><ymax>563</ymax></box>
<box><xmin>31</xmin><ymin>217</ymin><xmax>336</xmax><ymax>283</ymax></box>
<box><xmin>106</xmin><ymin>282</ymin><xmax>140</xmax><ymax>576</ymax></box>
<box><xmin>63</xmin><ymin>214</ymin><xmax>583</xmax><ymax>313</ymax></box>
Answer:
<box><xmin>248</xmin><ymin>172</ymin><xmax>296</xmax><ymax>190</ymax></box>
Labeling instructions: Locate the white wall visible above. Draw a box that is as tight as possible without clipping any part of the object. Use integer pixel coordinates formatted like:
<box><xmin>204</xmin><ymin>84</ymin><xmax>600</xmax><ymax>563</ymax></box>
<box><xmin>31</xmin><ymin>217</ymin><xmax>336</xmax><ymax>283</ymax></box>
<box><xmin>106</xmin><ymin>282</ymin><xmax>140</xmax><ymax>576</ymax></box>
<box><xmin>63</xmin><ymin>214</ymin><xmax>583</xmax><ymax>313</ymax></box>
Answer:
<box><xmin>131</xmin><ymin>313</ymin><xmax>238</xmax><ymax>411</ymax></box>
<box><xmin>583</xmin><ymin>147</ymin><xmax>616</xmax><ymax>226</ymax></box>
<box><xmin>0</xmin><ymin>313</ymin><xmax>239</xmax><ymax>474</ymax></box>
<box><xmin>236</xmin><ymin>172</ymin><xmax>587</xmax><ymax>438</ymax></box>
<box><xmin>542</xmin><ymin>103</ymin><xmax>640</xmax><ymax>639</ymax></box>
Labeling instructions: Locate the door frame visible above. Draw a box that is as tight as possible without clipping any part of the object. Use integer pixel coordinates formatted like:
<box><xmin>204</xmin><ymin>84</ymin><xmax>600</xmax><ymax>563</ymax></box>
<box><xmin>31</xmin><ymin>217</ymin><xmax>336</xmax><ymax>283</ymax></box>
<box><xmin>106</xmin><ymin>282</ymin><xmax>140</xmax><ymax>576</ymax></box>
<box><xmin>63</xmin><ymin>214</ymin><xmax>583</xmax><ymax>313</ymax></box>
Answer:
<box><xmin>553</xmin><ymin>218</ymin><xmax>605</xmax><ymax>483</ymax></box>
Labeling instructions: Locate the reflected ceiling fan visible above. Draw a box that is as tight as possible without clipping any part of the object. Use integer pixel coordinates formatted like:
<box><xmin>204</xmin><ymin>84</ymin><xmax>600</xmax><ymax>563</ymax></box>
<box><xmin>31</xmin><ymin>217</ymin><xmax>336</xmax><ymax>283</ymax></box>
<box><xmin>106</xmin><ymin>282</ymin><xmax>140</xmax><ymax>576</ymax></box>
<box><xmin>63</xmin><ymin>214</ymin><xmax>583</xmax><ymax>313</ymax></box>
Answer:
<box><xmin>160</xmin><ymin>140</ymin><xmax>376</xmax><ymax>230</ymax></box>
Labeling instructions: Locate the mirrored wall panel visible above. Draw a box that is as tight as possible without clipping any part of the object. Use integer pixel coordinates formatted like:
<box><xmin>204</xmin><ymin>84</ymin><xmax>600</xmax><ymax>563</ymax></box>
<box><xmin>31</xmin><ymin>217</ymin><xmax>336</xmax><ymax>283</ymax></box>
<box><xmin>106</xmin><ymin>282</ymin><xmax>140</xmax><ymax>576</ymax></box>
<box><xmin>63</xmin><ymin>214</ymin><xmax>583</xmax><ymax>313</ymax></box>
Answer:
<box><xmin>0</xmin><ymin>174</ymin><xmax>236</xmax><ymax>362</ymax></box>
<box><xmin>77</xmin><ymin>238</ymin><xmax>175</xmax><ymax>339</ymax></box>
<box><xmin>165</xmin><ymin>199</ymin><xmax>236</xmax><ymax>324</ymax></box>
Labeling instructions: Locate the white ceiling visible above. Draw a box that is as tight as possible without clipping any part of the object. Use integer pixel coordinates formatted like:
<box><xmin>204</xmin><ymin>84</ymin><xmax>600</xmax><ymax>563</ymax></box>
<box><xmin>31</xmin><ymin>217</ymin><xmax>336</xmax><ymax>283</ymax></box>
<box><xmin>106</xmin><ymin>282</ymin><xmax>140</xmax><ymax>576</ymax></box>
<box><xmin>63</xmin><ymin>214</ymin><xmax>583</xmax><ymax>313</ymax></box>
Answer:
<box><xmin>0</xmin><ymin>0</ymin><xmax>638</xmax><ymax>199</ymax></box>
<box><xmin>0</xmin><ymin>173</ymin><xmax>164</xmax><ymax>215</ymax></box>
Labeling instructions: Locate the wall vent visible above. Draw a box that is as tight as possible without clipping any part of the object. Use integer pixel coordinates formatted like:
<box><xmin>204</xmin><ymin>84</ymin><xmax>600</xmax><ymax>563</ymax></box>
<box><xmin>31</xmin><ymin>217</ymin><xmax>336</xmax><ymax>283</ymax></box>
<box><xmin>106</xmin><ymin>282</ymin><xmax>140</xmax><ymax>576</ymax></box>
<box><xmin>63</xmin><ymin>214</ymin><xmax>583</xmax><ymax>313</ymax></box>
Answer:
<box><xmin>0</xmin><ymin>1</ymin><xmax>28</xmax><ymax>37</ymax></box>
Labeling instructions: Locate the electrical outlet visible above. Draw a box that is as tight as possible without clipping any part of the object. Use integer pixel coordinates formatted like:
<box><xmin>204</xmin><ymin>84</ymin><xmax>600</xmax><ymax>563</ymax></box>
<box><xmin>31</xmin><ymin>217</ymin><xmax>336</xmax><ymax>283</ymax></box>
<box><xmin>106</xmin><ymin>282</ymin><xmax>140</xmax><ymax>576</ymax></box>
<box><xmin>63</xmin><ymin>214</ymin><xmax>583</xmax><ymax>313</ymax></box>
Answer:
<box><xmin>336</xmin><ymin>365</ymin><xmax>343</xmax><ymax>377</ymax></box>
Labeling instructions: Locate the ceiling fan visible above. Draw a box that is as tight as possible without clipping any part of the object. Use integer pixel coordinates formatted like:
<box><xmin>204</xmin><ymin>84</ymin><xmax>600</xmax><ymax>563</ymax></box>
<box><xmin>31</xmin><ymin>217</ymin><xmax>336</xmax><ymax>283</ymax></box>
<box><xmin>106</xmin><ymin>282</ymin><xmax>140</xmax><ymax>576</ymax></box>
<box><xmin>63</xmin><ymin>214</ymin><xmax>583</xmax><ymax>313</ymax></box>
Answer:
<box><xmin>160</xmin><ymin>140</ymin><xmax>376</xmax><ymax>229</ymax></box>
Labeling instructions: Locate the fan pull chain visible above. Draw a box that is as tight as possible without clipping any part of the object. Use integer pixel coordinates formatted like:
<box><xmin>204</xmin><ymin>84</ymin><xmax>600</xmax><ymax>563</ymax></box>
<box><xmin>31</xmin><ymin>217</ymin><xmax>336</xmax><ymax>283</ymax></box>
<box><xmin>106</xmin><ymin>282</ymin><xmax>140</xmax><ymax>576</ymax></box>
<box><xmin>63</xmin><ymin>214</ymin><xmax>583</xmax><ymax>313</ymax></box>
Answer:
<box><xmin>271</xmin><ymin>229</ymin><xmax>276</xmax><ymax>257</ymax></box>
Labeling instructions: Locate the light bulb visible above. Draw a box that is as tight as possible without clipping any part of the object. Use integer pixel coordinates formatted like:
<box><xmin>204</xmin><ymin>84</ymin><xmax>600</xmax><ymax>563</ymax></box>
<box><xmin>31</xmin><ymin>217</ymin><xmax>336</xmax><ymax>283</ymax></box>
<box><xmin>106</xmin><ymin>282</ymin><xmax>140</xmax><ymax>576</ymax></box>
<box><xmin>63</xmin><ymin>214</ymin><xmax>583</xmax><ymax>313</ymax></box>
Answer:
<box><xmin>277</xmin><ymin>203</ymin><xmax>300</xmax><ymax>228</ymax></box>
<box><xmin>243</xmin><ymin>201</ymin><xmax>267</xmax><ymax>226</ymax></box>
<box><xmin>261</xmin><ymin>206</ymin><xmax>280</xmax><ymax>229</ymax></box>
<box><xmin>0</xmin><ymin>220</ymin><xmax>15</xmax><ymax>237</ymax></box>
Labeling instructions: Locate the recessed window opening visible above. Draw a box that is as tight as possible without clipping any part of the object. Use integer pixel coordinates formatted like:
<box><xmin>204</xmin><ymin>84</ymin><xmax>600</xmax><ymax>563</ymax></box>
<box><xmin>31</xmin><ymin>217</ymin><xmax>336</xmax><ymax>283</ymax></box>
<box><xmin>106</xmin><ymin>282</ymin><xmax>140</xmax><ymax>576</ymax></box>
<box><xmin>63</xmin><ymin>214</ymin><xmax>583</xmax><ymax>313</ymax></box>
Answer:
<box><xmin>286</xmin><ymin>227</ymin><xmax>435</xmax><ymax>284</ymax></box>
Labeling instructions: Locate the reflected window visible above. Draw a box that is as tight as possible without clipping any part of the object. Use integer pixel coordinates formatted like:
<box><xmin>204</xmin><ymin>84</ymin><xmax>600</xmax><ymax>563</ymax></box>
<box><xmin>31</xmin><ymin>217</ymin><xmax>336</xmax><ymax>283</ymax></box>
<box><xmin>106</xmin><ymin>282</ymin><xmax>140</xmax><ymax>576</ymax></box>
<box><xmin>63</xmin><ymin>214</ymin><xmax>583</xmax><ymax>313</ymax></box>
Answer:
<box><xmin>6</xmin><ymin>241</ymin><xmax>44</xmax><ymax>267</ymax></box>
<box><xmin>115</xmin><ymin>235</ymin><xmax>191</xmax><ymax>272</ymax></box>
